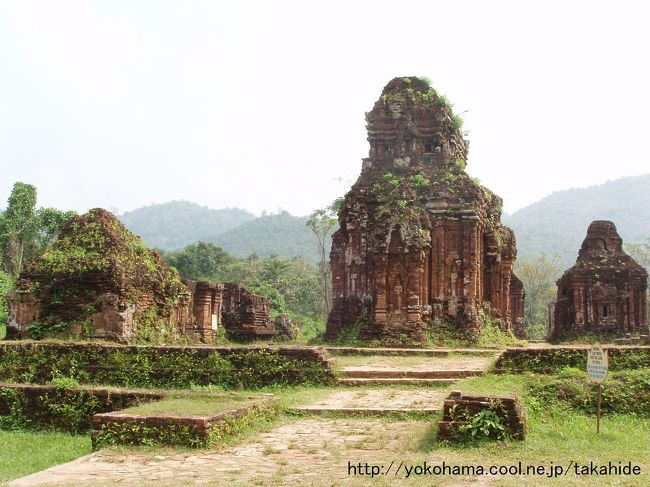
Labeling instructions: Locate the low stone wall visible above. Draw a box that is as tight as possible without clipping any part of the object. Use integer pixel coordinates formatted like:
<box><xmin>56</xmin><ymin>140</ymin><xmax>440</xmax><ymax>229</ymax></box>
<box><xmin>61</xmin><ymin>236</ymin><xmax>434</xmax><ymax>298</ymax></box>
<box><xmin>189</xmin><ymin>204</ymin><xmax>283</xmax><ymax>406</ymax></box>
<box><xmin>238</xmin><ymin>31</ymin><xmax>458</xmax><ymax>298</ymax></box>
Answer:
<box><xmin>0</xmin><ymin>383</ymin><xmax>164</xmax><ymax>432</ymax></box>
<box><xmin>614</xmin><ymin>335</ymin><xmax>650</xmax><ymax>346</ymax></box>
<box><xmin>92</xmin><ymin>397</ymin><xmax>278</xmax><ymax>449</ymax></box>
<box><xmin>495</xmin><ymin>346</ymin><xmax>650</xmax><ymax>373</ymax></box>
<box><xmin>438</xmin><ymin>391</ymin><xmax>525</xmax><ymax>441</ymax></box>
<box><xmin>0</xmin><ymin>343</ymin><xmax>335</xmax><ymax>389</ymax></box>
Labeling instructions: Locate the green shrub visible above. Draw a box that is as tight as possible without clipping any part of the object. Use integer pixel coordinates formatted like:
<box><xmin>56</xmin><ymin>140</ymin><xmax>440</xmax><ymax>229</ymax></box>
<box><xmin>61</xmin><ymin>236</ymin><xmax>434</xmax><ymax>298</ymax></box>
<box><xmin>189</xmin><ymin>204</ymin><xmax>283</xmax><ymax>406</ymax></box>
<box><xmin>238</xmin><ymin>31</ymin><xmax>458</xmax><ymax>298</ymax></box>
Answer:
<box><xmin>48</xmin><ymin>376</ymin><xmax>81</xmax><ymax>389</ymax></box>
<box><xmin>476</xmin><ymin>314</ymin><xmax>518</xmax><ymax>348</ymax></box>
<box><xmin>444</xmin><ymin>399</ymin><xmax>510</xmax><ymax>442</ymax></box>
<box><xmin>331</xmin><ymin>320</ymin><xmax>364</xmax><ymax>346</ymax></box>
<box><xmin>0</xmin><ymin>343</ymin><xmax>335</xmax><ymax>389</ymax></box>
<box><xmin>0</xmin><ymin>272</ymin><xmax>14</xmax><ymax>328</ymax></box>
<box><xmin>0</xmin><ymin>387</ymin><xmax>100</xmax><ymax>433</ymax></box>
<box><xmin>463</xmin><ymin>409</ymin><xmax>506</xmax><ymax>439</ymax></box>
<box><xmin>496</xmin><ymin>348</ymin><xmax>650</xmax><ymax>373</ymax></box>
<box><xmin>528</xmin><ymin>369</ymin><xmax>650</xmax><ymax>417</ymax></box>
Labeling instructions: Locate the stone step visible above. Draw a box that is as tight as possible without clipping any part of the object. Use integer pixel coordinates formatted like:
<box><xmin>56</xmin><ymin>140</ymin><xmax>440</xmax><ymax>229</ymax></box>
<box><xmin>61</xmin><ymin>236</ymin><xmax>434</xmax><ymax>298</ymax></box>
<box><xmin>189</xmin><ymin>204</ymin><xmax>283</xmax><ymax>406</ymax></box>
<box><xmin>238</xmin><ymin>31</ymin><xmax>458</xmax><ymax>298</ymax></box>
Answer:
<box><xmin>290</xmin><ymin>406</ymin><xmax>440</xmax><ymax>415</ymax></box>
<box><xmin>326</xmin><ymin>346</ymin><xmax>499</xmax><ymax>357</ymax></box>
<box><xmin>340</xmin><ymin>369</ymin><xmax>484</xmax><ymax>379</ymax></box>
<box><xmin>338</xmin><ymin>377</ymin><xmax>460</xmax><ymax>386</ymax></box>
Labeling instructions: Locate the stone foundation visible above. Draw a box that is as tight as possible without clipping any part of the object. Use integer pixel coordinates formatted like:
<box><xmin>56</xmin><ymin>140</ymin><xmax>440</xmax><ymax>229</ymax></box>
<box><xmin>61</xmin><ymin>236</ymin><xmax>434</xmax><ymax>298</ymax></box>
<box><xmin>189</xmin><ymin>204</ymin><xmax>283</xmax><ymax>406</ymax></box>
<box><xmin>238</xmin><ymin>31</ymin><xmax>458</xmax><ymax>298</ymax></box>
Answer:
<box><xmin>437</xmin><ymin>391</ymin><xmax>525</xmax><ymax>440</ymax></box>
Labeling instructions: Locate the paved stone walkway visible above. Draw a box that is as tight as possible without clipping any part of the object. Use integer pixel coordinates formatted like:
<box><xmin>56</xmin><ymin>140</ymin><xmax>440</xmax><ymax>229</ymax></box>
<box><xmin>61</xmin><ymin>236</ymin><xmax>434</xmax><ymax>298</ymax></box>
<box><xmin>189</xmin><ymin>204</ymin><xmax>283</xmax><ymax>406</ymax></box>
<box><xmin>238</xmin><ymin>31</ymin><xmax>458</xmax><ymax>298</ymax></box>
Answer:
<box><xmin>9</xmin><ymin>354</ymin><xmax>498</xmax><ymax>486</ymax></box>
<box><xmin>335</xmin><ymin>355</ymin><xmax>494</xmax><ymax>372</ymax></box>
<box><xmin>292</xmin><ymin>389</ymin><xmax>446</xmax><ymax>414</ymax></box>
<box><xmin>9</xmin><ymin>418</ymin><xmax>488</xmax><ymax>486</ymax></box>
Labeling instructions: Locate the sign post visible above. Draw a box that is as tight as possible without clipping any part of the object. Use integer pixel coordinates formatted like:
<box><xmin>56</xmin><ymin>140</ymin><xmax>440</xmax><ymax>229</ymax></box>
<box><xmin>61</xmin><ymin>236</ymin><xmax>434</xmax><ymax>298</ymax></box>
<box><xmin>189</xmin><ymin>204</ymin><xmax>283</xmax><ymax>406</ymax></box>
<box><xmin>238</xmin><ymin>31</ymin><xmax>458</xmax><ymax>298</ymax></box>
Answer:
<box><xmin>587</xmin><ymin>343</ymin><xmax>608</xmax><ymax>433</ymax></box>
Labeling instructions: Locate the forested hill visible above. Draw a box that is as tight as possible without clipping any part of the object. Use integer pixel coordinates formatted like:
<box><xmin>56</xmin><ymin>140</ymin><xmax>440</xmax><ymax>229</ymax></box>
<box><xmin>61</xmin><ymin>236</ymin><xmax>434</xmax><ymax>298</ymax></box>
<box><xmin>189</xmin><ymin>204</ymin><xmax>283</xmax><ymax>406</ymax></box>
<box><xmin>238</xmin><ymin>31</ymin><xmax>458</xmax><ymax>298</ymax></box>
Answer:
<box><xmin>119</xmin><ymin>174</ymin><xmax>649</xmax><ymax>267</ymax></box>
<box><xmin>503</xmin><ymin>174</ymin><xmax>650</xmax><ymax>268</ymax></box>
<box><xmin>120</xmin><ymin>203</ymin><xmax>324</xmax><ymax>262</ymax></box>
<box><xmin>120</xmin><ymin>201</ymin><xmax>255</xmax><ymax>250</ymax></box>
<box><xmin>209</xmin><ymin>211</ymin><xmax>324</xmax><ymax>262</ymax></box>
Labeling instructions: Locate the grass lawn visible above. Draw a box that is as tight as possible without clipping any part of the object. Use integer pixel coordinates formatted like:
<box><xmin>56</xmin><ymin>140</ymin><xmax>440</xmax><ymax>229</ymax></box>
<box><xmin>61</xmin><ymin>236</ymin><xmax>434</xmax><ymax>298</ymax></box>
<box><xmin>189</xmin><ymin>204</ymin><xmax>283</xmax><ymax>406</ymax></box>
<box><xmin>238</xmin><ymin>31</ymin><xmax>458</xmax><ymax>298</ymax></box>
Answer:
<box><xmin>0</xmin><ymin>429</ymin><xmax>91</xmax><ymax>483</ymax></box>
<box><xmin>256</xmin><ymin>374</ymin><xmax>650</xmax><ymax>485</ymax></box>
<box><xmin>87</xmin><ymin>406</ymin><xmax>650</xmax><ymax>486</ymax></box>
<box><xmin>119</xmin><ymin>392</ymin><xmax>270</xmax><ymax>416</ymax></box>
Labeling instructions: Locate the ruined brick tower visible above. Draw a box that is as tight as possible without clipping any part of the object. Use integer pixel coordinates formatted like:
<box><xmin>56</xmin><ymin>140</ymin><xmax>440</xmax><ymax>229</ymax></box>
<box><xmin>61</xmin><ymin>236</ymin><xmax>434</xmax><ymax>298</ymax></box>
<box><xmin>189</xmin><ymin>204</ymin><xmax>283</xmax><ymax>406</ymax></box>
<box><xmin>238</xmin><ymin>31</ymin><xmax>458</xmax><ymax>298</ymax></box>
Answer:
<box><xmin>551</xmin><ymin>220</ymin><xmax>648</xmax><ymax>339</ymax></box>
<box><xmin>326</xmin><ymin>77</ymin><xmax>523</xmax><ymax>341</ymax></box>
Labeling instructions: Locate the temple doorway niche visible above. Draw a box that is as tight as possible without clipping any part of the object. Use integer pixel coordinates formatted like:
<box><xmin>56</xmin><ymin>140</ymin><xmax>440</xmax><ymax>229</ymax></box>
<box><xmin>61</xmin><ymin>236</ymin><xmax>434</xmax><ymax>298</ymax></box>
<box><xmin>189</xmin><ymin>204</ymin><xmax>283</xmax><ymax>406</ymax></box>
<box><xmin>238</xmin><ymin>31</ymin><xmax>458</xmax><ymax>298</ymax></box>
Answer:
<box><xmin>387</xmin><ymin>227</ymin><xmax>408</xmax><ymax>323</ymax></box>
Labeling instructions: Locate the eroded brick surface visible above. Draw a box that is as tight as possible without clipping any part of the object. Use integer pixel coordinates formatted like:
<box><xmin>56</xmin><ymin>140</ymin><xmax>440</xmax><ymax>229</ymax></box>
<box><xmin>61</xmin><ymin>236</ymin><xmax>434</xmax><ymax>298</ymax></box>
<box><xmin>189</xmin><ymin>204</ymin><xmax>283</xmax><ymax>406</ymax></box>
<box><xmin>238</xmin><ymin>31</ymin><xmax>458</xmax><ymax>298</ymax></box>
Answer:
<box><xmin>6</xmin><ymin>209</ymin><xmax>276</xmax><ymax>342</ymax></box>
<box><xmin>551</xmin><ymin>220</ymin><xmax>648</xmax><ymax>339</ymax></box>
<box><xmin>327</xmin><ymin>77</ymin><xmax>524</xmax><ymax>342</ymax></box>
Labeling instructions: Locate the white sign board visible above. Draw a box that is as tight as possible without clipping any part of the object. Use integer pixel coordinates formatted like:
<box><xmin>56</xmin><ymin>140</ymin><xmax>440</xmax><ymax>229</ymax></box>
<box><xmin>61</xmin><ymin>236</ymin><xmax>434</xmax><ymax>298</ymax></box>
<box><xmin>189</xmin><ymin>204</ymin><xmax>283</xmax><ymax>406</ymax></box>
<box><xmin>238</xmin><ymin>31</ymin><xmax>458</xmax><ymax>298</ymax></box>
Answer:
<box><xmin>211</xmin><ymin>314</ymin><xmax>219</xmax><ymax>331</ymax></box>
<box><xmin>587</xmin><ymin>344</ymin><xmax>608</xmax><ymax>384</ymax></box>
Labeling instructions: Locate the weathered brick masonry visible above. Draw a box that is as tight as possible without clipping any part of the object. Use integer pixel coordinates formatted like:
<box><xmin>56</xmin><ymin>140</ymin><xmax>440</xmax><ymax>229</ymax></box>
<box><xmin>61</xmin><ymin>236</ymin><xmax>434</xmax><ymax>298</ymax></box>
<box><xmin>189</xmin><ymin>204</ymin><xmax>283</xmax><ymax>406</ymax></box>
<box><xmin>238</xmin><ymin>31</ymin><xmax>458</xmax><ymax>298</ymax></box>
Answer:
<box><xmin>438</xmin><ymin>391</ymin><xmax>525</xmax><ymax>440</ymax></box>
<box><xmin>551</xmin><ymin>221</ymin><xmax>647</xmax><ymax>340</ymax></box>
<box><xmin>327</xmin><ymin>77</ymin><xmax>524</xmax><ymax>341</ymax></box>
<box><xmin>5</xmin><ymin>209</ymin><xmax>277</xmax><ymax>342</ymax></box>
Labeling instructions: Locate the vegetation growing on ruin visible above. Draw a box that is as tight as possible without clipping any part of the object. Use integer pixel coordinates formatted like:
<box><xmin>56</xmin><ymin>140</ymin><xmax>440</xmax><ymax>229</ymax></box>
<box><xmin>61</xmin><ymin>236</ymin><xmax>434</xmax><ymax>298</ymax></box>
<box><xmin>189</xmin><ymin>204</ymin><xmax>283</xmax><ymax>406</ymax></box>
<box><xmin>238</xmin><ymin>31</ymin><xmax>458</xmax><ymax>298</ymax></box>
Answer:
<box><xmin>0</xmin><ymin>386</ymin><xmax>101</xmax><ymax>433</ymax></box>
<box><xmin>495</xmin><ymin>347</ymin><xmax>650</xmax><ymax>373</ymax></box>
<box><xmin>17</xmin><ymin>208</ymin><xmax>188</xmax><ymax>338</ymax></box>
<box><xmin>378</xmin><ymin>77</ymin><xmax>465</xmax><ymax>132</ymax></box>
<box><xmin>426</xmin><ymin>312</ymin><xmax>520</xmax><ymax>349</ymax></box>
<box><xmin>0</xmin><ymin>344</ymin><xmax>335</xmax><ymax>389</ymax></box>
<box><xmin>93</xmin><ymin>394</ymin><xmax>280</xmax><ymax>449</ymax></box>
<box><xmin>32</xmin><ymin>209</ymin><xmax>186</xmax><ymax>305</ymax></box>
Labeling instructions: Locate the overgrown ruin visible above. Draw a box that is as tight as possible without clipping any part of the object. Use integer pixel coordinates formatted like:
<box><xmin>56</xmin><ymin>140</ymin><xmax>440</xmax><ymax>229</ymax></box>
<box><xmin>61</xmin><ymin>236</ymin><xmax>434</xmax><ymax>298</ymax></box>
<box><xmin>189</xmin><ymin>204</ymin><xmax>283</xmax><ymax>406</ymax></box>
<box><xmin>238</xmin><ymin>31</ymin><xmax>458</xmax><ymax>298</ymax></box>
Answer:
<box><xmin>326</xmin><ymin>77</ymin><xmax>524</xmax><ymax>342</ymax></box>
<box><xmin>6</xmin><ymin>209</ymin><xmax>277</xmax><ymax>342</ymax></box>
<box><xmin>550</xmin><ymin>220</ymin><xmax>648</xmax><ymax>339</ymax></box>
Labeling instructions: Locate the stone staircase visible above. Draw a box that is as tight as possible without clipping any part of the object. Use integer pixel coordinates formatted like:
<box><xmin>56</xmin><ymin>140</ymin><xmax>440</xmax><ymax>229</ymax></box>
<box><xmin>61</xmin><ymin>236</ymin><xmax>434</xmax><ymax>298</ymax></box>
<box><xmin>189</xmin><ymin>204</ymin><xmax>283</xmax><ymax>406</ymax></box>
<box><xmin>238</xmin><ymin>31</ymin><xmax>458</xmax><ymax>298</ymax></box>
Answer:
<box><xmin>338</xmin><ymin>368</ymin><xmax>484</xmax><ymax>386</ymax></box>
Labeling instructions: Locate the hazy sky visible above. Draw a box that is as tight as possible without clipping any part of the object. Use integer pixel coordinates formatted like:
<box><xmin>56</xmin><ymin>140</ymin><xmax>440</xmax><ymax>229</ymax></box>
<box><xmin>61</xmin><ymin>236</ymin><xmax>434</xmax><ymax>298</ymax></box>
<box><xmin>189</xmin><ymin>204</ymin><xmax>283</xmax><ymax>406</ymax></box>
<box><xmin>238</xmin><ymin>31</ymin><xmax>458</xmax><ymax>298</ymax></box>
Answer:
<box><xmin>1</xmin><ymin>1</ymin><xmax>648</xmax><ymax>217</ymax></box>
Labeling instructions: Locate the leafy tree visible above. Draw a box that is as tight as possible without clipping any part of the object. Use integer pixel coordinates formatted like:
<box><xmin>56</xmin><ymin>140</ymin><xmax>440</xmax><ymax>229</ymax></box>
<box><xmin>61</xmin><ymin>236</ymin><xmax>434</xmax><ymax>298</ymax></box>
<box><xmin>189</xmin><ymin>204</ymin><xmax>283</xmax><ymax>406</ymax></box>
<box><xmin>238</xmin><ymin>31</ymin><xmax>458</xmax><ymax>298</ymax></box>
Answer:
<box><xmin>33</xmin><ymin>207</ymin><xmax>77</xmax><ymax>254</ymax></box>
<box><xmin>0</xmin><ymin>183</ymin><xmax>76</xmax><ymax>278</ymax></box>
<box><xmin>165</xmin><ymin>242</ymin><xmax>235</xmax><ymax>280</ymax></box>
<box><xmin>0</xmin><ymin>270</ymin><xmax>14</xmax><ymax>333</ymax></box>
<box><xmin>0</xmin><ymin>182</ymin><xmax>37</xmax><ymax>276</ymax></box>
<box><xmin>625</xmin><ymin>239</ymin><xmax>650</xmax><ymax>319</ymax></box>
<box><xmin>306</xmin><ymin>198</ymin><xmax>341</xmax><ymax>318</ymax></box>
<box><xmin>515</xmin><ymin>253</ymin><xmax>561</xmax><ymax>339</ymax></box>
<box><xmin>163</xmin><ymin>245</ymin><xmax>322</xmax><ymax>320</ymax></box>
<box><xmin>626</xmin><ymin>239</ymin><xmax>650</xmax><ymax>268</ymax></box>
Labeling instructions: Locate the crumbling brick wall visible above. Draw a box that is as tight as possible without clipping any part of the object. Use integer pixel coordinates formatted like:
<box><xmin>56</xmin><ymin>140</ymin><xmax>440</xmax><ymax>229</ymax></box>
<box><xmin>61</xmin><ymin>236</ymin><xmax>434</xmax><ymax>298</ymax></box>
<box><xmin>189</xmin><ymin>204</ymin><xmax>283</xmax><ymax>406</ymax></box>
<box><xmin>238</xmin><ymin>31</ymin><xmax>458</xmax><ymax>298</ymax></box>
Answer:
<box><xmin>6</xmin><ymin>209</ymin><xmax>188</xmax><ymax>341</ymax></box>
<box><xmin>4</xmin><ymin>210</ymin><xmax>279</xmax><ymax>343</ymax></box>
<box><xmin>182</xmin><ymin>280</ymin><xmax>224</xmax><ymax>340</ymax></box>
<box><xmin>438</xmin><ymin>391</ymin><xmax>525</xmax><ymax>440</ymax></box>
<box><xmin>509</xmin><ymin>274</ymin><xmax>526</xmax><ymax>339</ymax></box>
<box><xmin>222</xmin><ymin>283</ymin><xmax>275</xmax><ymax>339</ymax></box>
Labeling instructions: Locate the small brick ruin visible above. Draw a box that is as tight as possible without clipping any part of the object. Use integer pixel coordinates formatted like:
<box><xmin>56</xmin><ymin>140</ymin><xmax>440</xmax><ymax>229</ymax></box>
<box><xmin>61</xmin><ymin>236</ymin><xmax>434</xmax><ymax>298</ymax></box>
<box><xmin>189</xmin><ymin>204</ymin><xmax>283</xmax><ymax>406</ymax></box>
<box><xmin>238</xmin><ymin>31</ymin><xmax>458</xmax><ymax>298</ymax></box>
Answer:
<box><xmin>5</xmin><ymin>209</ymin><xmax>277</xmax><ymax>342</ymax></box>
<box><xmin>509</xmin><ymin>274</ymin><xmax>526</xmax><ymax>339</ymax></box>
<box><xmin>181</xmin><ymin>281</ymin><xmax>275</xmax><ymax>340</ymax></box>
<box><xmin>438</xmin><ymin>391</ymin><xmax>525</xmax><ymax>440</ymax></box>
<box><xmin>550</xmin><ymin>220</ymin><xmax>648</xmax><ymax>340</ymax></box>
<box><xmin>327</xmin><ymin>77</ymin><xmax>524</xmax><ymax>342</ymax></box>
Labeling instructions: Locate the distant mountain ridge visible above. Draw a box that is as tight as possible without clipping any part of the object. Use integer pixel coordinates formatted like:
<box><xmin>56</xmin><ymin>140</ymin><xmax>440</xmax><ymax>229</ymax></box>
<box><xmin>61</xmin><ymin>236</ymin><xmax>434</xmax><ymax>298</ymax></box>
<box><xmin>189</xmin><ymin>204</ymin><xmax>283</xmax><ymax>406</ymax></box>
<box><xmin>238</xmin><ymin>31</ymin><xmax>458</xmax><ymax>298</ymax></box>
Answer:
<box><xmin>209</xmin><ymin>211</ymin><xmax>324</xmax><ymax>262</ymax></box>
<box><xmin>120</xmin><ymin>202</ymin><xmax>324</xmax><ymax>262</ymax></box>
<box><xmin>119</xmin><ymin>174</ymin><xmax>650</xmax><ymax>268</ymax></box>
<box><xmin>120</xmin><ymin>201</ymin><xmax>255</xmax><ymax>250</ymax></box>
<box><xmin>503</xmin><ymin>174</ymin><xmax>650</xmax><ymax>268</ymax></box>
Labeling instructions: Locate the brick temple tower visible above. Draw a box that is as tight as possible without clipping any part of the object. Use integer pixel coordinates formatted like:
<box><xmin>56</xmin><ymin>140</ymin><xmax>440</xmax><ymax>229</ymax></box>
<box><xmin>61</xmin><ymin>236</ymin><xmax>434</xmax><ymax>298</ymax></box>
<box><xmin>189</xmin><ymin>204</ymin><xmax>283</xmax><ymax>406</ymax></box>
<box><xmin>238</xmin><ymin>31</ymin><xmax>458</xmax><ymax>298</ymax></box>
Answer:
<box><xmin>326</xmin><ymin>77</ymin><xmax>523</xmax><ymax>342</ymax></box>
<box><xmin>551</xmin><ymin>220</ymin><xmax>648</xmax><ymax>339</ymax></box>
